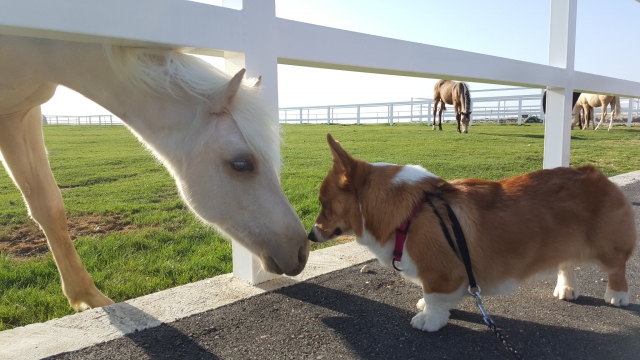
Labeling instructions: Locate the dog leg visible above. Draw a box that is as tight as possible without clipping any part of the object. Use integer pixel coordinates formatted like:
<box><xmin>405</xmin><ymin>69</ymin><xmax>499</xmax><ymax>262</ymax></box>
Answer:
<box><xmin>411</xmin><ymin>284</ymin><xmax>465</xmax><ymax>332</ymax></box>
<box><xmin>604</xmin><ymin>265</ymin><xmax>629</xmax><ymax>307</ymax></box>
<box><xmin>553</xmin><ymin>265</ymin><xmax>580</xmax><ymax>301</ymax></box>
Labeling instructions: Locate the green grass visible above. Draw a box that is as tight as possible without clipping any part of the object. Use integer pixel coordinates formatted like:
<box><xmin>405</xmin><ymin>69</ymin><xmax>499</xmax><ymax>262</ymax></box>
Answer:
<box><xmin>1</xmin><ymin>122</ymin><xmax>639</xmax><ymax>330</ymax></box>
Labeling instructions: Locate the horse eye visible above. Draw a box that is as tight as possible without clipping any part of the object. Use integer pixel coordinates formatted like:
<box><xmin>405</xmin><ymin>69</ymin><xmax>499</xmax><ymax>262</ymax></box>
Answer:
<box><xmin>321</xmin><ymin>202</ymin><xmax>328</xmax><ymax>210</ymax></box>
<box><xmin>231</xmin><ymin>161</ymin><xmax>253</xmax><ymax>172</ymax></box>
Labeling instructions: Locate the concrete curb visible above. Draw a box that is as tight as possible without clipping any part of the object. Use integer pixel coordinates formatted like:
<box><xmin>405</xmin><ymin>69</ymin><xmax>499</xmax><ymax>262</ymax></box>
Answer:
<box><xmin>1</xmin><ymin>170</ymin><xmax>638</xmax><ymax>359</ymax></box>
<box><xmin>609</xmin><ymin>170</ymin><xmax>640</xmax><ymax>187</ymax></box>
<box><xmin>0</xmin><ymin>241</ymin><xmax>375</xmax><ymax>360</ymax></box>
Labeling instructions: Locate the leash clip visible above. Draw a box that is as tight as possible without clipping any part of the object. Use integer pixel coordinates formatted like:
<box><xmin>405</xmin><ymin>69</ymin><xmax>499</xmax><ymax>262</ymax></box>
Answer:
<box><xmin>468</xmin><ymin>285</ymin><xmax>495</xmax><ymax>327</ymax></box>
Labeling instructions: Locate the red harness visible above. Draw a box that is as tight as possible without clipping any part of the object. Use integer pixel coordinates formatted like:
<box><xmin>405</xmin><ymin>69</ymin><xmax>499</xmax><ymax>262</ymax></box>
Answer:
<box><xmin>392</xmin><ymin>201</ymin><xmax>424</xmax><ymax>270</ymax></box>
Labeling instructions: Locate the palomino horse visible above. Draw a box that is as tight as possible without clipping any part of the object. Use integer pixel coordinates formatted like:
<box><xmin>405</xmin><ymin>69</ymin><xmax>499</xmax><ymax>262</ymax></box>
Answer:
<box><xmin>432</xmin><ymin>80</ymin><xmax>471</xmax><ymax>133</ymax></box>
<box><xmin>572</xmin><ymin>93</ymin><xmax>621</xmax><ymax>131</ymax></box>
<box><xmin>0</xmin><ymin>35</ymin><xmax>309</xmax><ymax>311</ymax></box>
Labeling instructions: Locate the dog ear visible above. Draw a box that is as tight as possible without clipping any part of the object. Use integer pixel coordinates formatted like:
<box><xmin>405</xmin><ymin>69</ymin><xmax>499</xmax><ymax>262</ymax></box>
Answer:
<box><xmin>327</xmin><ymin>133</ymin><xmax>358</xmax><ymax>189</ymax></box>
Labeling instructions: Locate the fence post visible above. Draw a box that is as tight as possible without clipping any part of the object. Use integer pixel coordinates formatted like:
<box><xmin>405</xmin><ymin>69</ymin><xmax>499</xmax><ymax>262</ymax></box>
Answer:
<box><xmin>389</xmin><ymin>104</ymin><xmax>394</xmax><ymax>126</ymax></box>
<box><xmin>357</xmin><ymin>105</ymin><xmax>361</xmax><ymax>125</ymax></box>
<box><xmin>225</xmin><ymin>0</ymin><xmax>281</xmax><ymax>286</ymax></box>
<box><xmin>543</xmin><ymin>0</ymin><xmax>577</xmax><ymax>169</ymax></box>
<box><xmin>497</xmin><ymin>101</ymin><xmax>500</xmax><ymax>124</ymax></box>
<box><xmin>419</xmin><ymin>103</ymin><xmax>423</xmax><ymax>124</ymax></box>
<box><xmin>517</xmin><ymin>97</ymin><xmax>523</xmax><ymax>125</ymax></box>
<box><xmin>410</xmin><ymin>97</ymin><xmax>414</xmax><ymax>122</ymax></box>
<box><xmin>628</xmin><ymin>98</ymin><xmax>633</xmax><ymax>127</ymax></box>
<box><xmin>299</xmin><ymin>108</ymin><xmax>303</xmax><ymax>124</ymax></box>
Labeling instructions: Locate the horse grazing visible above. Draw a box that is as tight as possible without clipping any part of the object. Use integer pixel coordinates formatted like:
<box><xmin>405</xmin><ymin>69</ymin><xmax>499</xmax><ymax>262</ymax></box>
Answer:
<box><xmin>432</xmin><ymin>80</ymin><xmax>471</xmax><ymax>133</ymax></box>
<box><xmin>0</xmin><ymin>34</ymin><xmax>309</xmax><ymax>311</ymax></box>
<box><xmin>572</xmin><ymin>93</ymin><xmax>621</xmax><ymax>131</ymax></box>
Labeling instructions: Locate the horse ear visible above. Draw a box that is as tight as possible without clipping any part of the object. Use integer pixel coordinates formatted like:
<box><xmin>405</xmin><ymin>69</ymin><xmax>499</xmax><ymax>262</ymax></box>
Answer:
<box><xmin>209</xmin><ymin>68</ymin><xmax>245</xmax><ymax>114</ymax></box>
<box><xmin>224</xmin><ymin>68</ymin><xmax>246</xmax><ymax>105</ymax></box>
<box><xmin>327</xmin><ymin>134</ymin><xmax>357</xmax><ymax>189</ymax></box>
<box><xmin>253</xmin><ymin>76</ymin><xmax>262</xmax><ymax>88</ymax></box>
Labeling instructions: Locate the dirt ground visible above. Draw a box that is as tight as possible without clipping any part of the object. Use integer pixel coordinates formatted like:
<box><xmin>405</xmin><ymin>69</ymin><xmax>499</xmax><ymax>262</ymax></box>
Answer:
<box><xmin>0</xmin><ymin>215</ymin><xmax>135</xmax><ymax>257</ymax></box>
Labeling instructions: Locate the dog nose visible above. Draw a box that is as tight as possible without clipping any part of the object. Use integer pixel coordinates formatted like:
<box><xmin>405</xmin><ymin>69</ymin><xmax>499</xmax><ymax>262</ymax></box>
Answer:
<box><xmin>307</xmin><ymin>230</ymin><xmax>318</xmax><ymax>242</ymax></box>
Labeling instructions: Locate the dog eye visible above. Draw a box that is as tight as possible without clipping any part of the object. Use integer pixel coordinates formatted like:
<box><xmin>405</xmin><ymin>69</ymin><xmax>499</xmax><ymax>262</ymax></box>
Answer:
<box><xmin>230</xmin><ymin>161</ymin><xmax>254</xmax><ymax>172</ymax></box>
<box><xmin>321</xmin><ymin>202</ymin><xmax>328</xmax><ymax>210</ymax></box>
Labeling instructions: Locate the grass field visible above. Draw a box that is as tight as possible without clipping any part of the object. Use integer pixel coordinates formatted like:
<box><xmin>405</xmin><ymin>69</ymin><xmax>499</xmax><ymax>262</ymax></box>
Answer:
<box><xmin>1</xmin><ymin>122</ymin><xmax>639</xmax><ymax>330</ymax></box>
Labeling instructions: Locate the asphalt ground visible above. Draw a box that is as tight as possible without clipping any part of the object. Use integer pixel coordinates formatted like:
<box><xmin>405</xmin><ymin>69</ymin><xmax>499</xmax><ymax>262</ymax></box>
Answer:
<box><xmin>48</xmin><ymin>183</ymin><xmax>640</xmax><ymax>360</ymax></box>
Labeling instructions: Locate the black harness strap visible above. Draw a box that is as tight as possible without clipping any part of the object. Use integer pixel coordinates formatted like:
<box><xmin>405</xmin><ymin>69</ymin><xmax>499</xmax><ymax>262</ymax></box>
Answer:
<box><xmin>423</xmin><ymin>194</ymin><xmax>457</xmax><ymax>254</ymax></box>
<box><xmin>425</xmin><ymin>189</ymin><xmax>477</xmax><ymax>290</ymax></box>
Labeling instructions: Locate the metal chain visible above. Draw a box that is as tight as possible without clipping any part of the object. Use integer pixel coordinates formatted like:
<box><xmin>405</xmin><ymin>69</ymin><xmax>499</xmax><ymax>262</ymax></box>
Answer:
<box><xmin>469</xmin><ymin>286</ymin><xmax>524</xmax><ymax>360</ymax></box>
<box><xmin>487</xmin><ymin>322</ymin><xmax>524</xmax><ymax>360</ymax></box>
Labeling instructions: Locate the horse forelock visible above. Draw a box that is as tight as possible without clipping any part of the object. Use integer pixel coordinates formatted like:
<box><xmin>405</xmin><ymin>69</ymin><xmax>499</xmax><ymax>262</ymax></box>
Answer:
<box><xmin>104</xmin><ymin>45</ymin><xmax>281</xmax><ymax>172</ymax></box>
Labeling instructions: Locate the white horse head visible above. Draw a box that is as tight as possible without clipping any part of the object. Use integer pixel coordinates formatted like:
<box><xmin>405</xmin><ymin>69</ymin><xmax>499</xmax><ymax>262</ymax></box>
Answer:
<box><xmin>104</xmin><ymin>47</ymin><xmax>309</xmax><ymax>276</ymax></box>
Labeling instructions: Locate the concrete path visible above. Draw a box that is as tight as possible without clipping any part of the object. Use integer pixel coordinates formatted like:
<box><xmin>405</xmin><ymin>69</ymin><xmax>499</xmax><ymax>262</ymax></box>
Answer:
<box><xmin>2</xmin><ymin>171</ymin><xmax>640</xmax><ymax>359</ymax></box>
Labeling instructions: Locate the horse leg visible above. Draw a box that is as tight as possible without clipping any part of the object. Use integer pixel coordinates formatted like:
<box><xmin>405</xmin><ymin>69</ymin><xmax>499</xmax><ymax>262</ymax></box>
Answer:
<box><xmin>595</xmin><ymin>105</ymin><xmax>606</xmax><ymax>130</ymax></box>
<box><xmin>0</xmin><ymin>106</ymin><xmax>114</xmax><ymax>310</ymax></box>
<box><xmin>438</xmin><ymin>101</ymin><xmax>445</xmax><ymax>131</ymax></box>
<box><xmin>432</xmin><ymin>100</ymin><xmax>438</xmax><ymax>131</ymax></box>
<box><xmin>608</xmin><ymin>102</ymin><xmax>615</xmax><ymax>131</ymax></box>
<box><xmin>454</xmin><ymin>103</ymin><xmax>461</xmax><ymax>133</ymax></box>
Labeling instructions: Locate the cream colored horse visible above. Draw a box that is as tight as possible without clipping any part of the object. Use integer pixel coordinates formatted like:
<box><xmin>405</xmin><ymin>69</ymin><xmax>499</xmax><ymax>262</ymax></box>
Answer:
<box><xmin>0</xmin><ymin>35</ymin><xmax>309</xmax><ymax>311</ymax></box>
<box><xmin>572</xmin><ymin>93</ymin><xmax>621</xmax><ymax>131</ymax></box>
<box><xmin>433</xmin><ymin>80</ymin><xmax>472</xmax><ymax>133</ymax></box>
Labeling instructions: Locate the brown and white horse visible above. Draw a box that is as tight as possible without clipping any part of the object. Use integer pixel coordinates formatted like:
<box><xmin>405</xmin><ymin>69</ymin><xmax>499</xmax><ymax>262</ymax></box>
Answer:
<box><xmin>572</xmin><ymin>93</ymin><xmax>621</xmax><ymax>131</ymax></box>
<box><xmin>432</xmin><ymin>80</ymin><xmax>471</xmax><ymax>133</ymax></box>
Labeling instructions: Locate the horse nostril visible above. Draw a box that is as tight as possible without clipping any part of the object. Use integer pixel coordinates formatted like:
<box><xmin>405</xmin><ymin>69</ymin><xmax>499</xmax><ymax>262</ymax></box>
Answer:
<box><xmin>333</xmin><ymin>228</ymin><xmax>342</xmax><ymax>236</ymax></box>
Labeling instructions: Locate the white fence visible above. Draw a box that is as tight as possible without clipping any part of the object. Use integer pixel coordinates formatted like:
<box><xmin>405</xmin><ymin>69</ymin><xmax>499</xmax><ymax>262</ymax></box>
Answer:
<box><xmin>279</xmin><ymin>96</ymin><xmax>640</xmax><ymax>126</ymax></box>
<box><xmin>6</xmin><ymin>0</ymin><xmax>640</xmax><ymax>285</ymax></box>
<box><xmin>45</xmin><ymin>96</ymin><xmax>640</xmax><ymax>127</ymax></box>
<box><xmin>44</xmin><ymin>115</ymin><xmax>119</xmax><ymax>125</ymax></box>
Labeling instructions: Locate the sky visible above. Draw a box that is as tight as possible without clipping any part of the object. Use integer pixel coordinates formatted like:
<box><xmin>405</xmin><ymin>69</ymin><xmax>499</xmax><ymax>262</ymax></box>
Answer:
<box><xmin>41</xmin><ymin>0</ymin><xmax>640</xmax><ymax>116</ymax></box>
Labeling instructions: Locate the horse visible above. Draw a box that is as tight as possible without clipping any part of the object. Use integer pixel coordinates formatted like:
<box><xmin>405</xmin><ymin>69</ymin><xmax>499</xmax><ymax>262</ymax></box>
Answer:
<box><xmin>0</xmin><ymin>34</ymin><xmax>309</xmax><ymax>311</ymax></box>
<box><xmin>432</xmin><ymin>80</ymin><xmax>471</xmax><ymax>133</ymax></box>
<box><xmin>572</xmin><ymin>93</ymin><xmax>621</xmax><ymax>131</ymax></box>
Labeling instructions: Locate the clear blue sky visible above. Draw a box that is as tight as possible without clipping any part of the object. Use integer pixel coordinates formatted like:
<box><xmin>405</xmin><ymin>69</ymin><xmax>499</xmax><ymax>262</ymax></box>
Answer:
<box><xmin>41</xmin><ymin>0</ymin><xmax>640</xmax><ymax>115</ymax></box>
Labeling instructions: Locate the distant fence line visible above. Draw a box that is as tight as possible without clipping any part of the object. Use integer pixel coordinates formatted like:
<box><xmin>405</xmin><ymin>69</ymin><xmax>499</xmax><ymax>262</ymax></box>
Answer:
<box><xmin>43</xmin><ymin>115</ymin><xmax>121</xmax><ymax>125</ymax></box>
<box><xmin>279</xmin><ymin>96</ymin><xmax>640</xmax><ymax>126</ymax></box>
<box><xmin>44</xmin><ymin>96</ymin><xmax>640</xmax><ymax>127</ymax></box>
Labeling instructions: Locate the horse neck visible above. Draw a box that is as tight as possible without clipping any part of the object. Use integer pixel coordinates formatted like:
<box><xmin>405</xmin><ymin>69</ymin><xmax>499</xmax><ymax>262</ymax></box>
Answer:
<box><xmin>41</xmin><ymin>39</ymin><xmax>197</xmax><ymax>159</ymax></box>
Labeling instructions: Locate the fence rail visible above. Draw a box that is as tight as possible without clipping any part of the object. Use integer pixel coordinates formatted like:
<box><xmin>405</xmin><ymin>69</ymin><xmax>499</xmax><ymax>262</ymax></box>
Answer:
<box><xmin>45</xmin><ymin>97</ymin><xmax>640</xmax><ymax>127</ymax></box>
<box><xmin>278</xmin><ymin>96</ymin><xmax>640</xmax><ymax>126</ymax></box>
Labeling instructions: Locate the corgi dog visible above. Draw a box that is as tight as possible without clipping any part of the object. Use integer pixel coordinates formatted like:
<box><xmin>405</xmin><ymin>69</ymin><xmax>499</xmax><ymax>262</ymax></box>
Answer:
<box><xmin>308</xmin><ymin>134</ymin><xmax>636</xmax><ymax>332</ymax></box>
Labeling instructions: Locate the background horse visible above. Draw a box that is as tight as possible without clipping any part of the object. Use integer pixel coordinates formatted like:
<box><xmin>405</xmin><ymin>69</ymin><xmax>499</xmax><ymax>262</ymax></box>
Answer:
<box><xmin>432</xmin><ymin>80</ymin><xmax>471</xmax><ymax>133</ymax></box>
<box><xmin>0</xmin><ymin>35</ymin><xmax>309</xmax><ymax>311</ymax></box>
<box><xmin>572</xmin><ymin>93</ymin><xmax>621</xmax><ymax>131</ymax></box>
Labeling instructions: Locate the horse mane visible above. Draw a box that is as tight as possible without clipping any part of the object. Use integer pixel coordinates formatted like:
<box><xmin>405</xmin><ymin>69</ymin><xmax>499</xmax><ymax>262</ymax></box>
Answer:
<box><xmin>461</xmin><ymin>82</ymin><xmax>471</xmax><ymax>114</ymax></box>
<box><xmin>104</xmin><ymin>45</ymin><xmax>281</xmax><ymax>171</ymax></box>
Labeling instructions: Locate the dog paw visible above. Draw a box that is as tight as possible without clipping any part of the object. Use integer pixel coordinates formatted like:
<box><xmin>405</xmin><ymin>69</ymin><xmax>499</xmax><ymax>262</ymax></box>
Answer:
<box><xmin>410</xmin><ymin>311</ymin><xmax>449</xmax><ymax>332</ymax></box>
<box><xmin>553</xmin><ymin>285</ymin><xmax>580</xmax><ymax>301</ymax></box>
<box><xmin>604</xmin><ymin>288</ymin><xmax>629</xmax><ymax>307</ymax></box>
<box><xmin>416</xmin><ymin>298</ymin><xmax>426</xmax><ymax>311</ymax></box>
